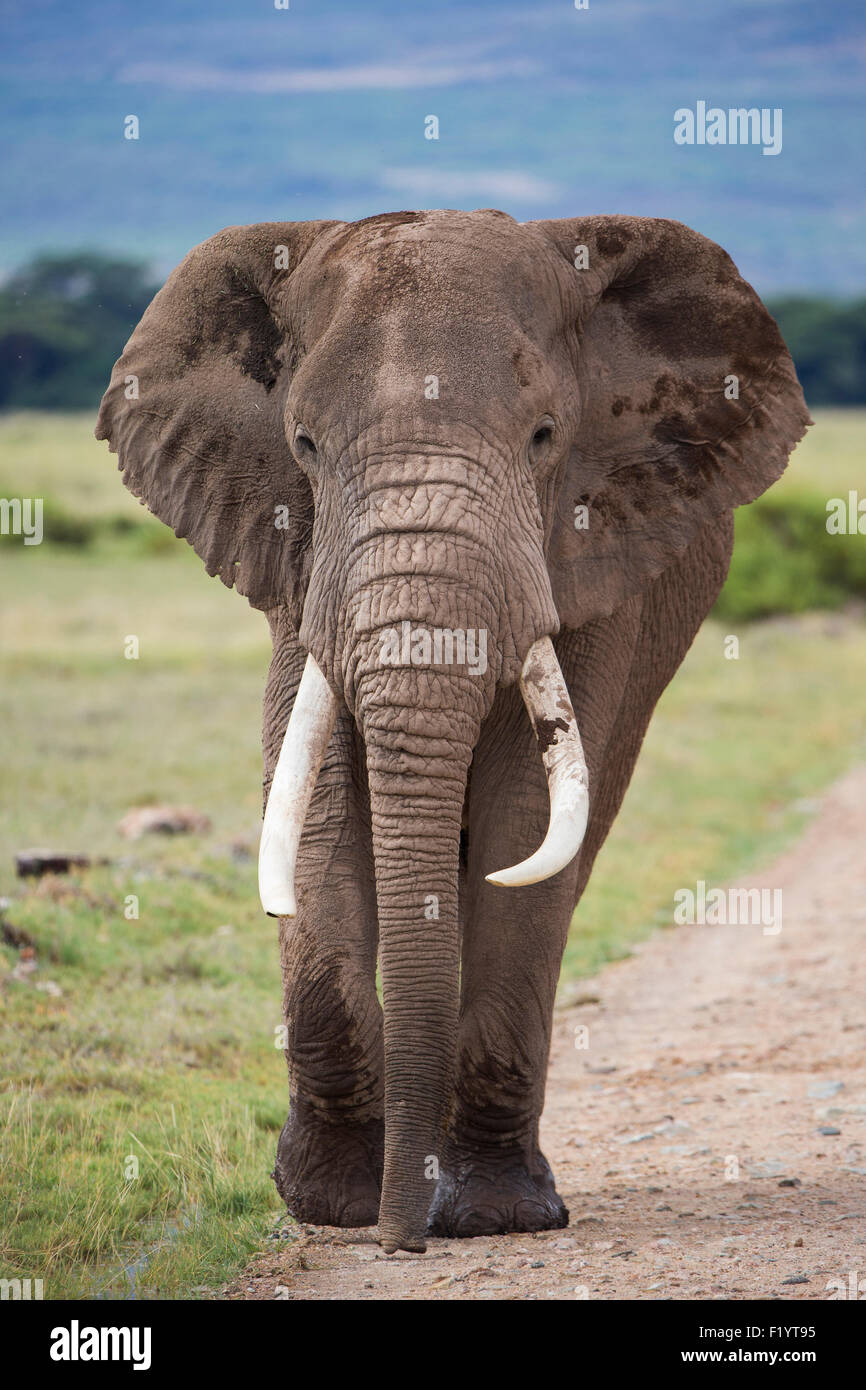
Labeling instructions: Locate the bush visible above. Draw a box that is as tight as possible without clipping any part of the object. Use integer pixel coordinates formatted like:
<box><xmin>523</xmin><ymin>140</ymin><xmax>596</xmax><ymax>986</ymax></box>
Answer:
<box><xmin>716</xmin><ymin>488</ymin><xmax>866</xmax><ymax>621</ymax></box>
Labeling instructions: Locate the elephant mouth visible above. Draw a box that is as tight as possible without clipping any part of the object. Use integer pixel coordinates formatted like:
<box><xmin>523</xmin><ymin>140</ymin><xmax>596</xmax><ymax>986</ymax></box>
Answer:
<box><xmin>257</xmin><ymin>634</ymin><xmax>589</xmax><ymax>918</ymax></box>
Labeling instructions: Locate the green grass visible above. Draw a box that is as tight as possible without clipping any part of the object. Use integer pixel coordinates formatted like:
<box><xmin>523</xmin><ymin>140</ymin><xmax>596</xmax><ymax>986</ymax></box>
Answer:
<box><xmin>562</xmin><ymin>607</ymin><xmax>866</xmax><ymax>977</ymax></box>
<box><xmin>0</xmin><ymin>409</ymin><xmax>864</xmax><ymax>1298</ymax></box>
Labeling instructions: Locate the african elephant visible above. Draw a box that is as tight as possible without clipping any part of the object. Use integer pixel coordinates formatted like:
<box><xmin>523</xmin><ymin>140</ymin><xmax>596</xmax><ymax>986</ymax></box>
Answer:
<box><xmin>96</xmin><ymin>209</ymin><xmax>809</xmax><ymax>1254</ymax></box>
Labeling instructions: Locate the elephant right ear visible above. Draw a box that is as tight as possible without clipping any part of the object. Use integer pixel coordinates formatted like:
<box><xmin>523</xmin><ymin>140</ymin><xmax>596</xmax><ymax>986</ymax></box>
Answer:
<box><xmin>95</xmin><ymin>220</ymin><xmax>339</xmax><ymax>622</ymax></box>
<box><xmin>526</xmin><ymin>216</ymin><xmax>811</xmax><ymax>630</ymax></box>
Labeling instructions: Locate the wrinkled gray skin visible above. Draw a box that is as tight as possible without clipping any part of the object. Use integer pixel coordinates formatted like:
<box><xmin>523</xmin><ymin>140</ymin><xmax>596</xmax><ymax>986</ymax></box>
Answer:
<box><xmin>97</xmin><ymin>209</ymin><xmax>809</xmax><ymax>1254</ymax></box>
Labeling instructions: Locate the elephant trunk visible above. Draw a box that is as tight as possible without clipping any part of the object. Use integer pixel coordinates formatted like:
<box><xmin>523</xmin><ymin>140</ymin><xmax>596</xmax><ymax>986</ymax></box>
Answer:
<box><xmin>358</xmin><ymin>676</ymin><xmax>480</xmax><ymax>1252</ymax></box>
<box><xmin>258</xmin><ymin>638</ymin><xmax>590</xmax><ymax>922</ymax></box>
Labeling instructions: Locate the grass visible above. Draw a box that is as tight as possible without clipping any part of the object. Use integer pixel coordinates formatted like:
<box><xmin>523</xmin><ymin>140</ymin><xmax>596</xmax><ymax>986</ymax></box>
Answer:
<box><xmin>0</xmin><ymin>408</ymin><xmax>864</xmax><ymax>1298</ymax></box>
<box><xmin>562</xmin><ymin>606</ymin><xmax>866</xmax><ymax>977</ymax></box>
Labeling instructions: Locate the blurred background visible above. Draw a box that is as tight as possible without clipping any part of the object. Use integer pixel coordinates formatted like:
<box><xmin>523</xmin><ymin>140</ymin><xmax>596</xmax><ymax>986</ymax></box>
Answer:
<box><xmin>2</xmin><ymin>0</ymin><xmax>866</xmax><ymax>407</ymax></box>
<box><xmin>0</xmin><ymin>0</ymin><xmax>864</xmax><ymax>1299</ymax></box>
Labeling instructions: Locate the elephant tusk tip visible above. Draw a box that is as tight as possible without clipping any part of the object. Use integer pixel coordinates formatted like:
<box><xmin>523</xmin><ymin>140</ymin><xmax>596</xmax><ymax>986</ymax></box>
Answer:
<box><xmin>260</xmin><ymin>893</ymin><xmax>297</xmax><ymax>918</ymax></box>
<box><xmin>485</xmin><ymin>865</ymin><xmax>544</xmax><ymax>888</ymax></box>
<box><xmin>487</xmin><ymin>635</ymin><xmax>590</xmax><ymax>892</ymax></box>
<box><xmin>484</xmin><ymin>818</ymin><xmax>588</xmax><ymax>890</ymax></box>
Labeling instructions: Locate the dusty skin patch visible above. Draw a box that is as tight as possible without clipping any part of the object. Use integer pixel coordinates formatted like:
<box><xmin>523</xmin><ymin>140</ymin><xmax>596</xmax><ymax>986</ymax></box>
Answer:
<box><xmin>226</xmin><ymin>765</ymin><xmax>866</xmax><ymax>1301</ymax></box>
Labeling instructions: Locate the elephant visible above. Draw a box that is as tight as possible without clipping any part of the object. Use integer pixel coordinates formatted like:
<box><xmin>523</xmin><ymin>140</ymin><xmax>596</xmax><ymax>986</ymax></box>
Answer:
<box><xmin>96</xmin><ymin>208</ymin><xmax>809</xmax><ymax>1255</ymax></box>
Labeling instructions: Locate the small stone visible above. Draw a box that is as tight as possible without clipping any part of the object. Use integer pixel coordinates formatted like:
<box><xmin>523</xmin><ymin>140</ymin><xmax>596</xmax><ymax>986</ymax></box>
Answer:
<box><xmin>817</xmin><ymin>1126</ymin><xmax>841</xmax><ymax>1136</ymax></box>
<box><xmin>15</xmin><ymin>848</ymin><xmax>91</xmax><ymax>877</ymax></box>
<box><xmin>0</xmin><ymin>919</ymin><xmax>35</xmax><ymax>949</ymax></box>
<box><xmin>654</xmin><ymin>1120</ymin><xmax>693</xmax><ymax>1137</ymax></box>
<box><xmin>117</xmin><ymin>805</ymin><xmax>211</xmax><ymax>839</ymax></box>
<box><xmin>781</xmin><ymin>1275</ymin><xmax>809</xmax><ymax>1286</ymax></box>
<box><xmin>746</xmin><ymin>1161</ymin><xmax>788</xmax><ymax>1178</ymax></box>
<box><xmin>808</xmin><ymin>1080</ymin><xmax>844</xmax><ymax>1099</ymax></box>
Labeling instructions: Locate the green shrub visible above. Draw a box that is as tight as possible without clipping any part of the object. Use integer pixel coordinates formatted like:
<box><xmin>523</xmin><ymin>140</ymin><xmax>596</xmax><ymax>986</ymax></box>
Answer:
<box><xmin>717</xmin><ymin>488</ymin><xmax>866</xmax><ymax>621</ymax></box>
<box><xmin>0</xmin><ymin>483</ymin><xmax>170</xmax><ymax>553</ymax></box>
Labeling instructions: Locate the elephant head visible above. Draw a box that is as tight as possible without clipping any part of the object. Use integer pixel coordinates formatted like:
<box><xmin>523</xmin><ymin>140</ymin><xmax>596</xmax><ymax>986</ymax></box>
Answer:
<box><xmin>96</xmin><ymin>209</ymin><xmax>808</xmax><ymax>1251</ymax></box>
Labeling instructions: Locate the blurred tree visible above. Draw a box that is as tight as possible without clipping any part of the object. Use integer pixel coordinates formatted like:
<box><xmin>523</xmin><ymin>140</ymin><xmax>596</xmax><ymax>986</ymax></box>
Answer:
<box><xmin>767</xmin><ymin>297</ymin><xmax>866</xmax><ymax>406</ymax></box>
<box><xmin>0</xmin><ymin>253</ymin><xmax>159</xmax><ymax>409</ymax></box>
<box><xmin>0</xmin><ymin>253</ymin><xmax>863</xmax><ymax>409</ymax></box>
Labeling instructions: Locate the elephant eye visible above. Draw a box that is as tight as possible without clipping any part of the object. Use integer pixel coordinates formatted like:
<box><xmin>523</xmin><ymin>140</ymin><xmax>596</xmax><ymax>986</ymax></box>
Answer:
<box><xmin>292</xmin><ymin>426</ymin><xmax>318</xmax><ymax>463</ymax></box>
<box><xmin>528</xmin><ymin>417</ymin><xmax>556</xmax><ymax>465</ymax></box>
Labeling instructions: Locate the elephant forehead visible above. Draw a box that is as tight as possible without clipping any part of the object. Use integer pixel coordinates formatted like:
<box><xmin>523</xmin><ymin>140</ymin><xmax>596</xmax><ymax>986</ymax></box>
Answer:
<box><xmin>297</xmin><ymin>306</ymin><xmax>559</xmax><ymax>433</ymax></box>
<box><xmin>307</xmin><ymin>209</ymin><xmax>566</xmax><ymax>331</ymax></box>
<box><xmin>286</xmin><ymin>212</ymin><xmax>574</xmax><ymax>430</ymax></box>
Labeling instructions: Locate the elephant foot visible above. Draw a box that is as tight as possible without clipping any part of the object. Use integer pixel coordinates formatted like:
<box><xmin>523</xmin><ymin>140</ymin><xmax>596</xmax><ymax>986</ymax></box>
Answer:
<box><xmin>427</xmin><ymin>1147</ymin><xmax>568</xmax><ymax>1238</ymax></box>
<box><xmin>273</xmin><ymin>1103</ymin><xmax>384</xmax><ymax>1228</ymax></box>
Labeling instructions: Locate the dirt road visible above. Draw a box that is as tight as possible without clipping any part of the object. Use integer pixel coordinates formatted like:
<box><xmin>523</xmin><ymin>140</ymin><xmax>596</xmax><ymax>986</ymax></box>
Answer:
<box><xmin>228</xmin><ymin>765</ymin><xmax>866</xmax><ymax>1300</ymax></box>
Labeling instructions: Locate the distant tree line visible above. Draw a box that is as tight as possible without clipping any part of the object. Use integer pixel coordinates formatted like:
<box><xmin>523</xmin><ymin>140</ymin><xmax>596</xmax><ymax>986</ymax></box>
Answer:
<box><xmin>0</xmin><ymin>253</ymin><xmax>159</xmax><ymax>410</ymax></box>
<box><xmin>0</xmin><ymin>252</ymin><xmax>864</xmax><ymax>409</ymax></box>
<box><xmin>766</xmin><ymin>297</ymin><xmax>866</xmax><ymax>406</ymax></box>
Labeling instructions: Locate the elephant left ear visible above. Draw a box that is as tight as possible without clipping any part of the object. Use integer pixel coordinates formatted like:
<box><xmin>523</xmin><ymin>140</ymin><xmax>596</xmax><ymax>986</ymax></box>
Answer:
<box><xmin>525</xmin><ymin>216</ymin><xmax>811</xmax><ymax>629</ymax></box>
<box><xmin>95</xmin><ymin>220</ymin><xmax>339</xmax><ymax>624</ymax></box>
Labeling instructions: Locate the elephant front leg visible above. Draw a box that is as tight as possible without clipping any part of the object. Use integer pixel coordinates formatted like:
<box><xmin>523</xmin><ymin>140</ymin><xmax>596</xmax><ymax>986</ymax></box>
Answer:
<box><xmin>274</xmin><ymin>827</ymin><xmax>384</xmax><ymax>1225</ymax></box>
<box><xmin>428</xmin><ymin>684</ymin><xmax>578</xmax><ymax>1238</ymax></box>
<box><xmin>274</xmin><ymin>837</ymin><xmax>384</xmax><ymax>1228</ymax></box>
<box><xmin>265</xmin><ymin>640</ymin><xmax>383</xmax><ymax>1228</ymax></box>
<box><xmin>427</xmin><ymin>884</ymin><xmax>574</xmax><ymax>1237</ymax></box>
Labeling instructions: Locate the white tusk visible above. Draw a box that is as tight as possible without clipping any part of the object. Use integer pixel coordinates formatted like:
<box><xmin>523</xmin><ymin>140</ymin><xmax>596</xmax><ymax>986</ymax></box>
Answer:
<box><xmin>258</xmin><ymin>653</ymin><xmax>338</xmax><ymax>917</ymax></box>
<box><xmin>486</xmin><ymin>636</ymin><xmax>589</xmax><ymax>889</ymax></box>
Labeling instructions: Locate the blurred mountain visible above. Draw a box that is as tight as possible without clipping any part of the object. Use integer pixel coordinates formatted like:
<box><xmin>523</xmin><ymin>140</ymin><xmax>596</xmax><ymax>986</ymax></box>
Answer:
<box><xmin>1</xmin><ymin>0</ymin><xmax>863</xmax><ymax>293</ymax></box>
